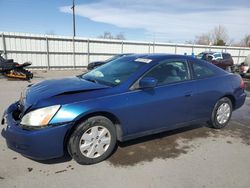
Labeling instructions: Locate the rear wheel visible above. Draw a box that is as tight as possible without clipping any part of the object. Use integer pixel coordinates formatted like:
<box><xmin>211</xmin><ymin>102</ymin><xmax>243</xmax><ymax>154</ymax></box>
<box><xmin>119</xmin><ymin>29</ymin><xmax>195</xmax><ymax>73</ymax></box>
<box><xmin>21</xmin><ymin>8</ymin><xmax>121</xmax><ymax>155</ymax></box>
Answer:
<box><xmin>68</xmin><ymin>116</ymin><xmax>117</xmax><ymax>165</ymax></box>
<box><xmin>209</xmin><ymin>97</ymin><xmax>232</xmax><ymax>129</ymax></box>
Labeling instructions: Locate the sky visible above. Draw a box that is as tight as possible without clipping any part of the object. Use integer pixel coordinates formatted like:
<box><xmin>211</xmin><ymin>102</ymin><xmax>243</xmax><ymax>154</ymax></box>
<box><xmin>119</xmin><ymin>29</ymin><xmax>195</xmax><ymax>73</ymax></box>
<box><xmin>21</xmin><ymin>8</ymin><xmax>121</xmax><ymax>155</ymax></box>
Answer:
<box><xmin>0</xmin><ymin>0</ymin><xmax>250</xmax><ymax>43</ymax></box>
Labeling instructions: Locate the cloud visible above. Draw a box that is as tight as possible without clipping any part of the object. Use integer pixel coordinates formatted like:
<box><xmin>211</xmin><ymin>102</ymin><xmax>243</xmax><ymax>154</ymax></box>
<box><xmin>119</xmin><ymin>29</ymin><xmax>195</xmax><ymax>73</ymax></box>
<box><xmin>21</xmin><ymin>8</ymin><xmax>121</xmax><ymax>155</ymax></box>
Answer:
<box><xmin>60</xmin><ymin>0</ymin><xmax>250</xmax><ymax>42</ymax></box>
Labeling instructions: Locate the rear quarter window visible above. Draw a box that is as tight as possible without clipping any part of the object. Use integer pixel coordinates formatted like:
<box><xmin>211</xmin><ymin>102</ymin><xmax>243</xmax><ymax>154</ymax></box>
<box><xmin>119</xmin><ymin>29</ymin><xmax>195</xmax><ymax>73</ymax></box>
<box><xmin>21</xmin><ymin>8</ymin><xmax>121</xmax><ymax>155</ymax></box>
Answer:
<box><xmin>213</xmin><ymin>53</ymin><xmax>222</xmax><ymax>59</ymax></box>
<box><xmin>192</xmin><ymin>62</ymin><xmax>215</xmax><ymax>79</ymax></box>
<box><xmin>222</xmin><ymin>53</ymin><xmax>231</xmax><ymax>60</ymax></box>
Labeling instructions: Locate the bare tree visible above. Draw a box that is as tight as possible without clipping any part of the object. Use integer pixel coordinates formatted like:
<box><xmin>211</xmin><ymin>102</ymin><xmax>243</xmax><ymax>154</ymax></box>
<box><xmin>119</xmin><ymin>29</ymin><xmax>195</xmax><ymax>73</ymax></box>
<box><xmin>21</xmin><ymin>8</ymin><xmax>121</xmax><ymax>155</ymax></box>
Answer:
<box><xmin>211</xmin><ymin>25</ymin><xmax>229</xmax><ymax>46</ymax></box>
<box><xmin>104</xmin><ymin>32</ymin><xmax>113</xmax><ymax>39</ymax></box>
<box><xmin>45</xmin><ymin>30</ymin><xmax>56</xmax><ymax>35</ymax></box>
<box><xmin>195</xmin><ymin>25</ymin><xmax>230</xmax><ymax>46</ymax></box>
<box><xmin>195</xmin><ymin>33</ymin><xmax>212</xmax><ymax>45</ymax></box>
<box><xmin>241</xmin><ymin>34</ymin><xmax>250</xmax><ymax>47</ymax></box>
<box><xmin>116</xmin><ymin>33</ymin><xmax>125</xmax><ymax>40</ymax></box>
<box><xmin>98</xmin><ymin>32</ymin><xmax>111</xmax><ymax>39</ymax></box>
<box><xmin>98</xmin><ymin>32</ymin><xmax>126</xmax><ymax>40</ymax></box>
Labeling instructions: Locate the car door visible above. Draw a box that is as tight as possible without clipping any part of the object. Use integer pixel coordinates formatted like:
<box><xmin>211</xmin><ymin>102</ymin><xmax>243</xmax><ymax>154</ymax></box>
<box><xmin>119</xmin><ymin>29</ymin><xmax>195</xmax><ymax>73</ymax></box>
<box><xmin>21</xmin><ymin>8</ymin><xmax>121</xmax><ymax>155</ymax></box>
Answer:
<box><xmin>122</xmin><ymin>59</ymin><xmax>197</xmax><ymax>136</ymax></box>
<box><xmin>189</xmin><ymin>61</ymin><xmax>219</xmax><ymax>120</ymax></box>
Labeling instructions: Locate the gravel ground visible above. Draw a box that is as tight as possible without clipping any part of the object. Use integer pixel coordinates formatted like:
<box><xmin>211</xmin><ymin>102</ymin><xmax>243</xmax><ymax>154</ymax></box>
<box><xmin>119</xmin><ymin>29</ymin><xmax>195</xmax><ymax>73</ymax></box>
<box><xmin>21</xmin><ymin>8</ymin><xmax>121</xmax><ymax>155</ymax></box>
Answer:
<box><xmin>0</xmin><ymin>70</ymin><xmax>250</xmax><ymax>188</ymax></box>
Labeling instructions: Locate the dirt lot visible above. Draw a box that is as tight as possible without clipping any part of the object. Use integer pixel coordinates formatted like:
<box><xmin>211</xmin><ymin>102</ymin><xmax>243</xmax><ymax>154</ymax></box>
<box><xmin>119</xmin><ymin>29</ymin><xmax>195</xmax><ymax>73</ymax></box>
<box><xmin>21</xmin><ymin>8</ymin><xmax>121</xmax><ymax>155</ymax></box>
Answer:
<box><xmin>0</xmin><ymin>70</ymin><xmax>250</xmax><ymax>188</ymax></box>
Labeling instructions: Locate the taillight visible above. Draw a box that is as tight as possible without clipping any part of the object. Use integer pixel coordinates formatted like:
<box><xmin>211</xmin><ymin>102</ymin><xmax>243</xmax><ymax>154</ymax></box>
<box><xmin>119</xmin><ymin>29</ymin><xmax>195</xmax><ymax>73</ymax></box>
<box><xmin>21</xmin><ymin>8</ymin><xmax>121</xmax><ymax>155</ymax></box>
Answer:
<box><xmin>240</xmin><ymin>78</ymin><xmax>246</xmax><ymax>89</ymax></box>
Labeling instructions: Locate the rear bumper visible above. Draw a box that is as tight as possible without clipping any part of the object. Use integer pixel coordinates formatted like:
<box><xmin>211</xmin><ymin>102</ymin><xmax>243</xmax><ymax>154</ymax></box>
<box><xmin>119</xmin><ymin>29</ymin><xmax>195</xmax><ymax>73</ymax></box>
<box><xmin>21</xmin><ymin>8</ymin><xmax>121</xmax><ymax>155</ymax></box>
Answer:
<box><xmin>234</xmin><ymin>91</ymin><xmax>247</xmax><ymax>110</ymax></box>
<box><xmin>1</xmin><ymin>102</ymin><xmax>73</xmax><ymax>160</ymax></box>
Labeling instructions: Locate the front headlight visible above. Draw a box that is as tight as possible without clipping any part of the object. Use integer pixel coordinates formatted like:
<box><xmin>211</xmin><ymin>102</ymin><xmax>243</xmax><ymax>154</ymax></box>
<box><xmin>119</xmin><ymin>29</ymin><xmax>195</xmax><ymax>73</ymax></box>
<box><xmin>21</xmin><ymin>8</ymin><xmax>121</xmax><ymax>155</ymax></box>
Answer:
<box><xmin>21</xmin><ymin>105</ymin><xmax>60</xmax><ymax>127</ymax></box>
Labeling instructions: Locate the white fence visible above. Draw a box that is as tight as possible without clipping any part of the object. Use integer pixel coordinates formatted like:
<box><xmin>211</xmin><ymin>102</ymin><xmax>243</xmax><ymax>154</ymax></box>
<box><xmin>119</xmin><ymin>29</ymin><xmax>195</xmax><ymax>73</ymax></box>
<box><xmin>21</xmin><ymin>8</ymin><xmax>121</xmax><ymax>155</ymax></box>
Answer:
<box><xmin>1</xmin><ymin>32</ymin><xmax>250</xmax><ymax>69</ymax></box>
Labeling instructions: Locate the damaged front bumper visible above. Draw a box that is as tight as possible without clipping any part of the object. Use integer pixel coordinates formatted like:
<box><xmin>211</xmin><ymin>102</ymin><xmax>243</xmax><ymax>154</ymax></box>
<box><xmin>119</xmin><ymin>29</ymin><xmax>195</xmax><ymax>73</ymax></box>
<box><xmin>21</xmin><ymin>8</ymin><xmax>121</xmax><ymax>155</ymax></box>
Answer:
<box><xmin>1</xmin><ymin>102</ymin><xmax>73</xmax><ymax>160</ymax></box>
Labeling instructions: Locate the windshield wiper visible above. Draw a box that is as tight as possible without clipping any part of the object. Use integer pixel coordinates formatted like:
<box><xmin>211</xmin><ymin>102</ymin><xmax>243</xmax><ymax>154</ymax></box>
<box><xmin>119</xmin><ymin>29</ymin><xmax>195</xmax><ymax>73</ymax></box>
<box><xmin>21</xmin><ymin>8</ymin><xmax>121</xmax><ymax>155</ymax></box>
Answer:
<box><xmin>83</xmin><ymin>77</ymin><xmax>115</xmax><ymax>87</ymax></box>
<box><xmin>84</xmin><ymin>77</ymin><xmax>99</xmax><ymax>84</ymax></box>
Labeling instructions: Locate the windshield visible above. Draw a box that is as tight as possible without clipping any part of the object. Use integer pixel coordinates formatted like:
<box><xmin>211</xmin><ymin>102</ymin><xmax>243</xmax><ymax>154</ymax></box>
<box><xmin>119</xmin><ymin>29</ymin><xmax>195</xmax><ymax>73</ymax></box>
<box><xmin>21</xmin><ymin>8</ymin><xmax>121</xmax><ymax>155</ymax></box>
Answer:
<box><xmin>104</xmin><ymin>55</ymin><xmax>122</xmax><ymax>62</ymax></box>
<box><xmin>82</xmin><ymin>56</ymin><xmax>148</xmax><ymax>86</ymax></box>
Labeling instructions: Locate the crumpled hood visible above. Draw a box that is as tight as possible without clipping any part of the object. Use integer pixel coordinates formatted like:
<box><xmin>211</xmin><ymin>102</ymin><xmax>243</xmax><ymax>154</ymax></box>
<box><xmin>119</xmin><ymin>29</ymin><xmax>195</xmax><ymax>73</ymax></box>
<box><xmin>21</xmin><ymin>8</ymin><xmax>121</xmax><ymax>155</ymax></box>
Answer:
<box><xmin>25</xmin><ymin>76</ymin><xmax>109</xmax><ymax>106</ymax></box>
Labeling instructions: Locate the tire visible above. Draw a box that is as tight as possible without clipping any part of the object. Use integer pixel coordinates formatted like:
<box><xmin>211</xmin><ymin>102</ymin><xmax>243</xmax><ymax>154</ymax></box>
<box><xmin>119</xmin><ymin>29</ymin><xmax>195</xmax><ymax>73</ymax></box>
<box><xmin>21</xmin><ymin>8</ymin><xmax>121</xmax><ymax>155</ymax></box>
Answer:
<box><xmin>68</xmin><ymin>116</ymin><xmax>117</xmax><ymax>165</ymax></box>
<box><xmin>209</xmin><ymin>97</ymin><xmax>232</xmax><ymax>129</ymax></box>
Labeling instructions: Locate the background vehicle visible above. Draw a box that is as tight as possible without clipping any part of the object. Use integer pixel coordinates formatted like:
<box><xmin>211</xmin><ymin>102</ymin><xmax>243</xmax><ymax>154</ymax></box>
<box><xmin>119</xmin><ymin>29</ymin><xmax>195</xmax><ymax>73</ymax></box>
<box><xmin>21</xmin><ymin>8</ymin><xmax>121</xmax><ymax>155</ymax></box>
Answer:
<box><xmin>0</xmin><ymin>53</ymin><xmax>33</xmax><ymax>80</ymax></box>
<box><xmin>239</xmin><ymin>55</ymin><xmax>250</xmax><ymax>77</ymax></box>
<box><xmin>197</xmin><ymin>51</ymin><xmax>234</xmax><ymax>72</ymax></box>
<box><xmin>239</xmin><ymin>62</ymin><xmax>249</xmax><ymax>74</ymax></box>
<box><xmin>2</xmin><ymin>54</ymin><xmax>246</xmax><ymax>165</ymax></box>
<box><xmin>230</xmin><ymin>54</ymin><xmax>250</xmax><ymax>77</ymax></box>
<box><xmin>87</xmin><ymin>53</ymin><xmax>133</xmax><ymax>70</ymax></box>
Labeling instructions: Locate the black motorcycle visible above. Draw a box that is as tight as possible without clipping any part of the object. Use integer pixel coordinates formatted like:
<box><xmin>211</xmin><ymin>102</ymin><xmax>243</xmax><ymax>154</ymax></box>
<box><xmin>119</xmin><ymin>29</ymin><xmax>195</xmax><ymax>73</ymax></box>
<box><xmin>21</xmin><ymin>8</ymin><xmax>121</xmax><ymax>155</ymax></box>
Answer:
<box><xmin>0</xmin><ymin>53</ymin><xmax>33</xmax><ymax>80</ymax></box>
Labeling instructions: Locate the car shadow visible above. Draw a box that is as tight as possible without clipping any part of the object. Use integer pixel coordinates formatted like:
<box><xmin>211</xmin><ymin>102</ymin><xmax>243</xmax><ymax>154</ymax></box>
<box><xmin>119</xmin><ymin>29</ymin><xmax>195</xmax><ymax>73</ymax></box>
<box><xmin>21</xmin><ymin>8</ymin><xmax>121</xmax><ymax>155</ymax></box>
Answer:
<box><xmin>118</xmin><ymin>123</ymin><xmax>207</xmax><ymax>148</ymax></box>
<box><xmin>35</xmin><ymin>123</ymin><xmax>211</xmax><ymax>165</ymax></box>
<box><xmin>31</xmin><ymin>153</ymin><xmax>72</xmax><ymax>165</ymax></box>
<box><xmin>107</xmin><ymin>123</ymin><xmax>215</xmax><ymax>167</ymax></box>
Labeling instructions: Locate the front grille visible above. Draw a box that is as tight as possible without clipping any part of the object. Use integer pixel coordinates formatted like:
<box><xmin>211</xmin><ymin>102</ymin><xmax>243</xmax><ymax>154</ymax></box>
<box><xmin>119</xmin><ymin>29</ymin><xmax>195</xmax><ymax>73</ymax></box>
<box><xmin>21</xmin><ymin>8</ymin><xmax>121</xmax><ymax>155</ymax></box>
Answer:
<box><xmin>12</xmin><ymin>102</ymin><xmax>24</xmax><ymax>121</ymax></box>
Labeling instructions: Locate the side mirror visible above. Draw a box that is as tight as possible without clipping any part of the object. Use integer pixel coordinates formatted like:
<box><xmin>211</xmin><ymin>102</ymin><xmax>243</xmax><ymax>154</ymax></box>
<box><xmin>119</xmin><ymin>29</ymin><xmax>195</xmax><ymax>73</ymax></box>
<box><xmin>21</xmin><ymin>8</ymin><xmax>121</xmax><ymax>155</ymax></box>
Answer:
<box><xmin>139</xmin><ymin>77</ymin><xmax>157</xmax><ymax>89</ymax></box>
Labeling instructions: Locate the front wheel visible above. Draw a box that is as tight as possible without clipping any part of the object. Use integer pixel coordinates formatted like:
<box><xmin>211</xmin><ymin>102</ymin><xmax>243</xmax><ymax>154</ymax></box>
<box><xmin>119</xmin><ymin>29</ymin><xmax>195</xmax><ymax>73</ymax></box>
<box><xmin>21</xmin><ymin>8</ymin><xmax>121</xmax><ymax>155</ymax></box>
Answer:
<box><xmin>68</xmin><ymin>116</ymin><xmax>117</xmax><ymax>165</ymax></box>
<box><xmin>209</xmin><ymin>97</ymin><xmax>232</xmax><ymax>129</ymax></box>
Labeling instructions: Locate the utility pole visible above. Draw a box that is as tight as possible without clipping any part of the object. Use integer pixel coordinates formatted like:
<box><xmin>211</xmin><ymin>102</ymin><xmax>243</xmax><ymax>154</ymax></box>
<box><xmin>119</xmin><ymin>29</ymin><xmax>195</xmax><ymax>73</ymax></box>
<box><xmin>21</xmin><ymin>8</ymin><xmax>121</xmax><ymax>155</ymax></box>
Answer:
<box><xmin>72</xmin><ymin>0</ymin><xmax>76</xmax><ymax>37</ymax></box>
<box><xmin>71</xmin><ymin>0</ymin><xmax>76</xmax><ymax>68</ymax></box>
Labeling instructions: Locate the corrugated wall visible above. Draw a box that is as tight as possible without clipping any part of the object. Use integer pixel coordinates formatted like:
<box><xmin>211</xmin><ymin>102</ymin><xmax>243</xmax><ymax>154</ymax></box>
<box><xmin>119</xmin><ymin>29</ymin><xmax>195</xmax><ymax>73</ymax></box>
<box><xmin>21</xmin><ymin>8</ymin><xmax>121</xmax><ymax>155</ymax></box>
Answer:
<box><xmin>1</xmin><ymin>32</ymin><xmax>250</xmax><ymax>69</ymax></box>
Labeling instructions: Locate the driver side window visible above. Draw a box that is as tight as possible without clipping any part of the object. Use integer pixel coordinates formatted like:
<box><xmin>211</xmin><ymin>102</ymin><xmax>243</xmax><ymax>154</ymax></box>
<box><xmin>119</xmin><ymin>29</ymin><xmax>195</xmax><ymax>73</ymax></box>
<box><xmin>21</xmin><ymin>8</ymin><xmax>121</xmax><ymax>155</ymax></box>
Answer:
<box><xmin>143</xmin><ymin>60</ymin><xmax>190</xmax><ymax>86</ymax></box>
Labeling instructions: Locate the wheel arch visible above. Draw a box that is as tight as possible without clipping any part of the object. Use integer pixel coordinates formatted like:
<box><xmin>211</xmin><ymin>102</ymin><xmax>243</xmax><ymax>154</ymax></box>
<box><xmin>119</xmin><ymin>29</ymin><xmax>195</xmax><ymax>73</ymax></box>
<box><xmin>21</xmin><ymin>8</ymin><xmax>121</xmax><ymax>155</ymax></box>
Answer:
<box><xmin>64</xmin><ymin>111</ymin><xmax>124</xmax><ymax>152</ymax></box>
<box><xmin>221</xmin><ymin>94</ymin><xmax>236</xmax><ymax>109</ymax></box>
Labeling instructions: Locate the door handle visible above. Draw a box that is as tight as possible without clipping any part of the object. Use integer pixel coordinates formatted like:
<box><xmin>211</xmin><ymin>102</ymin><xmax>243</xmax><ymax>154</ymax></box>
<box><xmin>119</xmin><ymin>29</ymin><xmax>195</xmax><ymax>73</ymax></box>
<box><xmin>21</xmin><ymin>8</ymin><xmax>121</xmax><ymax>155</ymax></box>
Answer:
<box><xmin>184</xmin><ymin>91</ymin><xmax>193</xmax><ymax>97</ymax></box>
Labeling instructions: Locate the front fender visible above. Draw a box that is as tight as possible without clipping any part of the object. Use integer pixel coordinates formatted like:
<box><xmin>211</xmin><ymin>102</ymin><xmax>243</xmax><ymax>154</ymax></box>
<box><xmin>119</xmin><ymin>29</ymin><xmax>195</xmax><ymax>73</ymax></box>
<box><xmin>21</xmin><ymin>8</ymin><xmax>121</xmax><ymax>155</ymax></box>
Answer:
<box><xmin>50</xmin><ymin>103</ymin><xmax>125</xmax><ymax>141</ymax></box>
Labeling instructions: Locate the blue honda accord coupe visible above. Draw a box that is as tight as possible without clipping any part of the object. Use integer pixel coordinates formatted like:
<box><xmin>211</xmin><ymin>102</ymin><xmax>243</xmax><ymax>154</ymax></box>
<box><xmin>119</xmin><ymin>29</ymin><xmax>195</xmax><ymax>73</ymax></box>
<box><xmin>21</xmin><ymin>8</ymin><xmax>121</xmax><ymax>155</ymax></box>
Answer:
<box><xmin>1</xmin><ymin>54</ymin><xmax>246</xmax><ymax>164</ymax></box>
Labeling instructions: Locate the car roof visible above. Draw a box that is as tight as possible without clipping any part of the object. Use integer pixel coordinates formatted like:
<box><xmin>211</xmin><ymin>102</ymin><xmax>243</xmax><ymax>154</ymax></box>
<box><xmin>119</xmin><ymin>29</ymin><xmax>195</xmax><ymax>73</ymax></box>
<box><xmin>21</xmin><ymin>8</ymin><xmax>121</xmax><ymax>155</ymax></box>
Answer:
<box><xmin>126</xmin><ymin>53</ymin><xmax>226</xmax><ymax>74</ymax></box>
<box><xmin>200</xmin><ymin>51</ymin><xmax>231</xmax><ymax>55</ymax></box>
<box><xmin>199</xmin><ymin>51</ymin><xmax>215</xmax><ymax>54</ymax></box>
<box><xmin>125</xmin><ymin>53</ymin><xmax>197</xmax><ymax>63</ymax></box>
<box><xmin>120</xmin><ymin>53</ymin><xmax>134</xmax><ymax>55</ymax></box>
